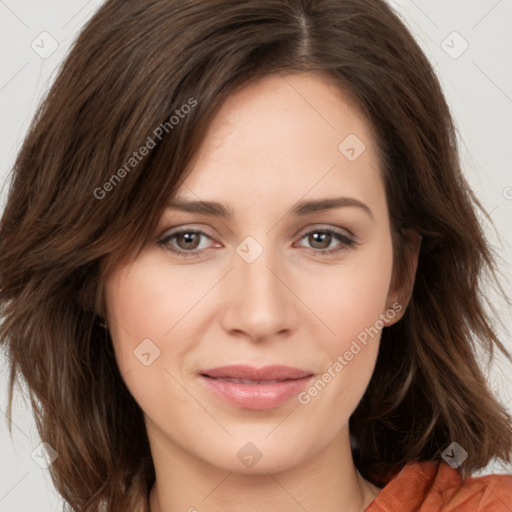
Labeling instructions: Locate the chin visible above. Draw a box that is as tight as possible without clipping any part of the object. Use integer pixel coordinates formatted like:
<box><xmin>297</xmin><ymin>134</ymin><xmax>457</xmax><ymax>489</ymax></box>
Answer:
<box><xmin>201</xmin><ymin>437</ymin><xmax>308</xmax><ymax>475</ymax></box>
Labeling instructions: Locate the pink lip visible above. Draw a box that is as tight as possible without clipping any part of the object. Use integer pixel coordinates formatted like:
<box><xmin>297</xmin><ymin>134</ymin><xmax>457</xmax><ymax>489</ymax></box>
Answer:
<box><xmin>199</xmin><ymin>364</ymin><xmax>312</xmax><ymax>381</ymax></box>
<box><xmin>198</xmin><ymin>365</ymin><xmax>314</xmax><ymax>410</ymax></box>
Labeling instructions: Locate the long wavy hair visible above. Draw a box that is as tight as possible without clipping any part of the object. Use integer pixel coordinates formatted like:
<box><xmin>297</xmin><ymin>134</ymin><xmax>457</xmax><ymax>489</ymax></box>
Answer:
<box><xmin>1</xmin><ymin>0</ymin><xmax>511</xmax><ymax>510</ymax></box>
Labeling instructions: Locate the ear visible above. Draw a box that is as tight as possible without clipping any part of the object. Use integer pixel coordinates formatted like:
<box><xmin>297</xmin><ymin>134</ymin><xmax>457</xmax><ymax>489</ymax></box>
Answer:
<box><xmin>383</xmin><ymin>229</ymin><xmax>422</xmax><ymax>326</ymax></box>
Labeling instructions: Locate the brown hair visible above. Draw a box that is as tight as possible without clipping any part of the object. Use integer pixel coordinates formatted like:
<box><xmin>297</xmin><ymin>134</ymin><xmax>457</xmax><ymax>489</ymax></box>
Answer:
<box><xmin>1</xmin><ymin>0</ymin><xmax>511</xmax><ymax>510</ymax></box>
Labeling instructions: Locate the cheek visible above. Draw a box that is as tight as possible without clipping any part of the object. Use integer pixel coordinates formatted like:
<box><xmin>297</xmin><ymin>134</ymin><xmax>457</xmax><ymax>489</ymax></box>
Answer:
<box><xmin>103</xmin><ymin>260</ymin><xmax>167</xmax><ymax>379</ymax></box>
<box><xmin>104</xmin><ymin>257</ymin><xmax>212</xmax><ymax>349</ymax></box>
<box><xmin>103</xmin><ymin>260</ymin><xmax>192</xmax><ymax>418</ymax></box>
<box><xmin>301</xmin><ymin>233</ymin><xmax>393</xmax><ymax>401</ymax></box>
<box><xmin>310</xmin><ymin>230</ymin><xmax>394</xmax><ymax>348</ymax></box>
<box><xmin>103</xmin><ymin>255</ymin><xmax>225</xmax><ymax>415</ymax></box>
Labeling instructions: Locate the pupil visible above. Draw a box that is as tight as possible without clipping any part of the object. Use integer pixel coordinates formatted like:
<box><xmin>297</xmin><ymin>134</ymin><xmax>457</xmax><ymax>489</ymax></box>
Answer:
<box><xmin>310</xmin><ymin>232</ymin><xmax>330</xmax><ymax>249</ymax></box>
<box><xmin>180</xmin><ymin>233</ymin><xmax>199</xmax><ymax>250</ymax></box>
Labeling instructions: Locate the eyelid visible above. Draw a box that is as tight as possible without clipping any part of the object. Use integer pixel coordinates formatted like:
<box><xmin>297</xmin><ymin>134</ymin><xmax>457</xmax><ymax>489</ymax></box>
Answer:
<box><xmin>159</xmin><ymin>226</ymin><xmax>220</xmax><ymax>248</ymax></box>
<box><xmin>294</xmin><ymin>223</ymin><xmax>356</xmax><ymax>240</ymax></box>
<box><xmin>160</xmin><ymin>226</ymin><xmax>357</xmax><ymax>261</ymax></box>
<box><xmin>159</xmin><ymin>224</ymin><xmax>217</xmax><ymax>241</ymax></box>
<box><xmin>159</xmin><ymin>224</ymin><xmax>355</xmax><ymax>245</ymax></box>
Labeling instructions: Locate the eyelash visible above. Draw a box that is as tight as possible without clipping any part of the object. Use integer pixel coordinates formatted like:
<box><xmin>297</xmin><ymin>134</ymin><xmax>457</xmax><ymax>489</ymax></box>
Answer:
<box><xmin>158</xmin><ymin>227</ymin><xmax>357</xmax><ymax>259</ymax></box>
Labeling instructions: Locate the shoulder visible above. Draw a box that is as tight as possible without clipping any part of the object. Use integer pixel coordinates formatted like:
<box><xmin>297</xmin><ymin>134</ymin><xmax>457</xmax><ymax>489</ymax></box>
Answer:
<box><xmin>365</xmin><ymin>460</ymin><xmax>512</xmax><ymax>512</ymax></box>
<box><xmin>437</xmin><ymin>465</ymin><xmax>512</xmax><ymax>512</ymax></box>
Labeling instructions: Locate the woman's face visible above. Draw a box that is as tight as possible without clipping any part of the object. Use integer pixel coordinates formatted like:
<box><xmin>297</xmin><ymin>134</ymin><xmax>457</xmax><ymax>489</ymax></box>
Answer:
<box><xmin>104</xmin><ymin>72</ymin><xmax>416</xmax><ymax>475</ymax></box>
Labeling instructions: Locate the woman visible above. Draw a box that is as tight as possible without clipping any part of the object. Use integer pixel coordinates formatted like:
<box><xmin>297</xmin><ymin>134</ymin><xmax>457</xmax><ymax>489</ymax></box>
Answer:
<box><xmin>1</xmin><ymin>1</ymin><xmax>511</xmax><ymax>511</ymax></box>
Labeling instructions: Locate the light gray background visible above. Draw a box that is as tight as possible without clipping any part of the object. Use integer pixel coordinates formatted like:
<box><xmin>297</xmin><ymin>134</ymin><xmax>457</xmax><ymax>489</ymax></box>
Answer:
<box><xmin>1</xmin><ymin>1</ymin><xmax>511</xmax><ymax>510</ymax></box>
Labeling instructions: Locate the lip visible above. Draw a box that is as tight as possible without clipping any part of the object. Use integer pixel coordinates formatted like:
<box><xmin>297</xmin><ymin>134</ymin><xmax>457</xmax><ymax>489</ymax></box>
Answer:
<box><xmin>199</xmin><ymin>364</ymin><xmax>313</xmax><ymax>381</ymax></box>
<box><xmin>198</xmin><ymin>365</ymin><xmax>314</xmax><ymax>410</ymax></box>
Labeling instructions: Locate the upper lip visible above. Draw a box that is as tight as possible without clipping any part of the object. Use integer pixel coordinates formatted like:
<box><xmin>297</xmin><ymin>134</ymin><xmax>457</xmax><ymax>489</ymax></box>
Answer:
<box><xmin>199</xmin><ymin>364</ymin><xmax>313</xmax><ymax>381</ymax></box>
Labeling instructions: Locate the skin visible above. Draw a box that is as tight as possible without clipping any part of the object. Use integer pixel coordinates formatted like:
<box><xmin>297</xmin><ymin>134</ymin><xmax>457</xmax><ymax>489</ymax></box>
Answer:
<box><xmin>104</xmin><ymin>71</ymin><xmax>421</xmax><ymax>512</ymax></box>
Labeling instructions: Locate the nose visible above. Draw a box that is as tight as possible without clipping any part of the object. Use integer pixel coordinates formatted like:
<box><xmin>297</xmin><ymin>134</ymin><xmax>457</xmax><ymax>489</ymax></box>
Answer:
<box><xmin>220</xmin><ymin>243</ymin><xmax>298</xmax><ymax>343</ymax></box>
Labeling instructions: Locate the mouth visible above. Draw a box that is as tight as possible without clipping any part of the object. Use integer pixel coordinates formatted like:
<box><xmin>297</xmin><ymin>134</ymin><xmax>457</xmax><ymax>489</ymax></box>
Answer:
<box><xmin>201</xmin><ymin>376</ymin><xmax>297</xmax><ymax>384</ymax></box>
<box><xmin>197</xmin><ymin>365</ymin><xmax>314</xmax><ymax>410</ymax></box>
<box><xmin>199</xmin><ymin>364</ymin><xmax>313</xmax><ymax>381</ymax></box>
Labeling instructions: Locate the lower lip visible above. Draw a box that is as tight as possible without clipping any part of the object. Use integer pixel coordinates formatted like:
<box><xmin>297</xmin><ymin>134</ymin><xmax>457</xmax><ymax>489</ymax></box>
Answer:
<box><xmin>199</xmin><ymin>375</ymin><xmax>313</xmax><ymax>410</ymax></box>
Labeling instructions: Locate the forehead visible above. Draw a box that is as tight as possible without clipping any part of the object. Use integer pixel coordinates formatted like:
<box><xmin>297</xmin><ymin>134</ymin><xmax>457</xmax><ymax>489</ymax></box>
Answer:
<box><xmin>176</xmin><ymin>72</ymin><xmax>385</xmax><ymax>218</ymax></box>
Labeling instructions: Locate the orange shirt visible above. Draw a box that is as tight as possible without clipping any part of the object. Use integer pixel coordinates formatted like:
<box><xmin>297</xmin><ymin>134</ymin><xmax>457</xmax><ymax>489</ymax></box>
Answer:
<box><xmin>365</xmin><ymin>461</ymin><xmax>512</xmax><ymax>512</ymax></box>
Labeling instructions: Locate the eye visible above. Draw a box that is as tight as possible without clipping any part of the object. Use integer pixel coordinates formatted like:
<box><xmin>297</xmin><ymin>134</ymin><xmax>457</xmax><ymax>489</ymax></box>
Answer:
<box><xmin>294</xmin><ymin>227</ymin><xmax>357</xmax><ymax>256</ymax></box>
<box><xmin>158</xmin><ymin>228</ymin><xmax>218</xmax><ymax>259</ymax></box>
<box><xmin>158</xmin><ymin>226</ymin><xmax>357</xmax><ymax>259</ymax></box>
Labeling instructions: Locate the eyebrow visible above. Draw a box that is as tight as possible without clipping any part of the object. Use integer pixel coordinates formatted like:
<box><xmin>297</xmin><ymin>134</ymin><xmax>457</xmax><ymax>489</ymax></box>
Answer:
<box><xmin>166</xmin><ymin>196</ymin><xmax>374</xmax><ymax>220</ymax></box>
